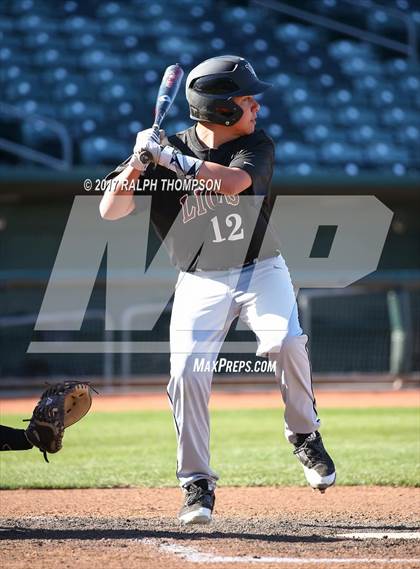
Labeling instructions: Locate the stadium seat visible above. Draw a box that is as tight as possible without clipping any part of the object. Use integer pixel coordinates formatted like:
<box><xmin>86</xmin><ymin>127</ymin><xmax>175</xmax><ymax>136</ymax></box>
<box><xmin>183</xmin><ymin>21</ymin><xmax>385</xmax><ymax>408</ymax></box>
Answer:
<box><xmin>340</xmin><ymin>57</ymin><xmax>383</xmax><ymax>77</ymax></box>
<box><xmin>61</xmin><ymin>16</ymin><xmax>101</xmax><ymax>33</ymax></box>
<box><xmin>79</xmin><ymin>49</ymin><xmax>122</xmax><ymax>70</ymax></box>
<box><xmin>275</xmin><ymin>141</ymin><xmax>317</xmax><ymax>163</ymax></box>
<box><xmin>381</xmin><ymin>107</ymin><xmax>420</xmax><ymax>127</ymax></box>
<box><xmin>291</xmin><ymin>105</ymin><xmax>332</xmax><ymax>126</ymax></box>
<box><xmin>5</xmin><ymin>77</ymin><xmax>42</xmax><ymax>101</ymax></box>
<box><xmin>275</xmin><ymin>23</ymin><xmax>323</xmax><ymax>44</ymax></box>
<box><xmin>395</xmin><ymin>125</ymin><xmax>420</xmax><ymax>144</ymax></box>
<box><xmin>320</xmin><ymin>141</ymin><xmax>363</xmax><ymax>164</ymax></box>
<box><xmin>366</xmin><ymin>141</ymin><xmax>410</xmax><ymax>165</ymax></box>
<box><xmin>59</xmin><ymin>100</ymin><xmax>105</xmax><ymax>122</ymax></box>
<box><xmin>348</xmin><ymin>125</ymin><xmax>394</xmax><ymax>144</ymax></box>
<box><xmin>328</xmin><ymin>40</ymin><xmax>373</xmax><ymax>60</ymax></box>
<box><xmin>335</xmin><ymin>106</ymin><xmax>377</xmax><ymax>127</ymax></box>
<box><xmin>304</xmin><ymin>124</ymin><xmax>347</xmax><ymax>143</ymax></box>
<box><xmin>79</xmin><ymin>136</ymin><xmax>131</xmax><ymax>165</ymax></box>
<box><xmin>53</xmin><ymin>78</ymin><xmax>89</xmax><ymax>101</ymax></box>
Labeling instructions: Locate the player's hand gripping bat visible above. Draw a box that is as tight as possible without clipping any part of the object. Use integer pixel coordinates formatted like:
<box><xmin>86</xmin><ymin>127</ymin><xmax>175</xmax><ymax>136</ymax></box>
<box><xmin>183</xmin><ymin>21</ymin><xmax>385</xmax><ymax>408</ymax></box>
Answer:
<box><xmin>139</xmin><ymin>63</ymin><xmax>184</xmax><ymax>165</ymax></box>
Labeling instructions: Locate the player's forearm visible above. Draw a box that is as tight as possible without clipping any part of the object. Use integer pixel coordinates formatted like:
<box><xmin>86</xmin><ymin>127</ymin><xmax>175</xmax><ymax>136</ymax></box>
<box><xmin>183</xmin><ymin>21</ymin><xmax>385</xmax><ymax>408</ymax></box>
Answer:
<box><xmin>197</xmin><ymin>163</ymin><xmax>252</xmax><ymax>195</ymax></box>
<box><xmin>99</xmin><ymin>166</ymin><xmax>139</xmax><ymax>220</ymax></box>
<box><xmin>155</xmin><ymin>144</ymin><xmax>251</xmax><ymax>195</ymax></box>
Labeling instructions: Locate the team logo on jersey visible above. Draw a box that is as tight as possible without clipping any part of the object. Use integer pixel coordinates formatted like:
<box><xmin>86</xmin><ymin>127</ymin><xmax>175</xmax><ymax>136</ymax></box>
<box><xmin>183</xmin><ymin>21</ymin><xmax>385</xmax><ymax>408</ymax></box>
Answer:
<box><xmin>180</xmin><ymin>191</ymin><xmax>239</xmax><ymax>224</ymax></box>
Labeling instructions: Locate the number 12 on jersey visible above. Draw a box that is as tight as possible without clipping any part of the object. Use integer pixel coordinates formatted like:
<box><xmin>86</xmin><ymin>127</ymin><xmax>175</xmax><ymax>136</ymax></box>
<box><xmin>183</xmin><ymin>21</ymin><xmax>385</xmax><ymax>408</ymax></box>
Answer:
<box><xmin>210</xmin><ymin>214</ymin><xmax>244</xmax><ymax>243</ymax></box>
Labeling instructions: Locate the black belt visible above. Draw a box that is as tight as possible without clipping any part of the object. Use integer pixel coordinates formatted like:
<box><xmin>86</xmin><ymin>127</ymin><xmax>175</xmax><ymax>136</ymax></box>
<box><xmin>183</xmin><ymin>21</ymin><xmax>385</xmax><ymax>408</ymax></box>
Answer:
<box><xmin>187</xmin><ymin>256</ymin><xmax>273</xmax><ymax>273</ymax></box>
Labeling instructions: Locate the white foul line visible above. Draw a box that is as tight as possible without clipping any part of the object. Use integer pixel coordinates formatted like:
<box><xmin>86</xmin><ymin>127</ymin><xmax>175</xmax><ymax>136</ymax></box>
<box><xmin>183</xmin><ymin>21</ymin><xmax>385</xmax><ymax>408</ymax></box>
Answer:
<box><xmin>338</xmin><ymin>532</ymin><xmax>420</xmax><ymax>540</ymax></box>
<box><xmin>142</xmin><ymin>539</ymin><xmax>420</xmax><ymax>565</ymax></box>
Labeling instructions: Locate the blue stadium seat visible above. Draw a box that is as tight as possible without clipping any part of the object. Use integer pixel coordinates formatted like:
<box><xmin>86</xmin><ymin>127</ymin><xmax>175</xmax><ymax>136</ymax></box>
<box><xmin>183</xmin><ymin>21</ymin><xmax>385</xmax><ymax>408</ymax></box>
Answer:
<box><xmin>275</xmin><ymin>23</ymin><xmax>323</xmax><ymax>44</ymax></box>
<box><xmin>96</xmin><ymin>2</ymin><xmax>126</xmax><ymax>18</ymax></box>
<box><xmin>328</xmin><ymin>40</ymin><xmax>373</xmax><ymax>60</ymax></box>
<box><xmin>340</xmin><ymin>57</ymin><xmax>383</xmax><ymax>77</ymax></box>
<box><xmin>221</xmin><ymin>5</ymin><xmax>264</xmax><ymax>25</ymax></box>
<box><xmin>41</xmin><ymin>66</ymin><xmax>71</xmax><ymax>85</ymax></box>
<box><xmin>269</xmin><ymin>73</ymin><xmax>308</xmax><ymax>92</ymax></box>
<box><xmin>5</xmin><ymin>77</ymin><xmax>43</xmax><ymax>101</ymax></box>
<box><xmin>61</xmin><ymin>16</ymin><xmax>101</xmax><ymax>34</ymax></box>
<box><xmin>104</xmin><ymin>17</ymin><xmax>142</xmax><ymax>36</ymax></box>
<box><xmin>0</xmin><ymin>46</ymin><xmax>28</xmax><ymax>66</ymax></box>
<box><xmin>59</xmin><ymin>100</ymin><xmax>105</xmax><ymax>122</ymax></box>
<box><xmin>385</xmin><ymin>58</ymin><xmax>420</xmax><ymax>77</ymax></box>
<box><xmin>33</xmin><ymin>47</ymin><xmax>75</xmax><ymax>68</ymax></box>
<box><xmin>348</xmin><ymin>125</ymin><xmax>394</xmax><ymax>145</ymax></box>
<box><xmin>12</xmin><ymin>98</ymin><xmax>58</xmax><ymax>118</ymax></box>
<box><xmin>158</xmin><ymin>37</ymin><xmax>203</xmax><ymax>56</ymax></box>
<box><xmin>304</xmin><ymin>124</ymin><xmax>346</xmax><ymax>143</ymax></box>
<box><xmin>275</xmin><ymin>141</ymin><xmax>317</xmax><ymax>163</ymax></box>
<box><xmin>67</xmin><ymin>118</ymin><xmax>99</xmax><ymax>139</ymax></box>
<box><xmin>335</xmin><ymin>106</ymin><xmax>377</xmax><ymax>126</ymax></box>
<box><xmin>114</xmin><ymin>119</ymin><xmax>145</xmax><ymax>139</ymax></box>
<box><xmin>68</xmin><ymin>32</ymin><xmax>109</xmax><ymax>51</ymax></box>
<box><xmin>279</xmin><ymin>163</ymin><xmax>326</xmax><ymax>176</ymax></box>
<box><xmin>0</xmin><ymin>64</ymin><xmax>26</xmax><ymax>83</ymax></box>
<box><xmin>53</xmin><ymin>78</ymin><xmax>89</xmax><ymax>101</ymax></box>
<box><xmin>98</xmin><ymin>81</ymin><xmax>137</xmax><ymax>103</ymax></box>
<box><xmin>352</xmin><ymin>74</ymin><xmax>382</xmax><ymax>93</ymax></box>
<box><xmin>9</xmin><ymin>0</ymin><xmax>52</xmax><ymax>17</ymax></box>
<box><xmin>398</xmin><ymin>75</ymin><xmax>420</xmax><ymax>94</ymax></box>
<box><xmin>370</xmin><ymin>87</ymin><xmax>398</xmax><ymax>108</ymax></box>
<box><xmin>327</xmin><ymin>88</ymin><xmax>367</xmax><ymax>107</ymax></box>
<box><xmin>366</xmin><ymin>141</ymin><xmax>410</xmax><ymax>165</ymax></box>
<box><xmin>79</xmin><ymin>49</ymin><xmax>122</xmax><ymax>70</ymax></box>
<box><xmin>395</xmin><ymin>125</ymin><xmax>420</xmax><ymax>144</ymax></box>
<box><xmin>266</xmin><ymin>124</ymin><xmax>283</xmax><ymax>140</ymax></box>
<box><xmin>22</xmin><ymin>31</ymin><xmax>69</xmax><ymax>50</ymax></box>
<box><xmin>366</xmin><ymin>9</ymin><xmax>405</xmax><ymax>34</ymax></box>
<box><xmin>16</xmin><ymin>14</ymin><xmax>59</xmax><ymax>32</ymax></box>
<box><xmin>381</xmin><ymin>107</ymin><xmax>420</xmax><ymax>127</ymax></box>
<box><xmin>320</xmin><ymin>141</ymin><xmax>363</xmax><ymax>164</ymax></box>
<box><xmin>291</xmin><ymin>105</ymin><xmax>332</xmax><ymax>126</ymax></box>
<box><xmin>283</xmin><ymin>87</ymin><xmax>311</xmax><ymax>106</ymax></box>
<box><xmin>79</xmin><ymin>136</ymin><xmax>131</xmax><ymax>165</ymax></box>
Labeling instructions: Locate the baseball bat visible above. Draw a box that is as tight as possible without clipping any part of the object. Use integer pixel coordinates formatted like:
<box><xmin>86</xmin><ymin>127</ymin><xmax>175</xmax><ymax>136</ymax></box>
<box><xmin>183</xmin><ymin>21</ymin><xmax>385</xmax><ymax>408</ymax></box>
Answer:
<box><xmin>139</xmin><ymin>63</ymin><xmax>184</xmax><ymax>165</ymax></box>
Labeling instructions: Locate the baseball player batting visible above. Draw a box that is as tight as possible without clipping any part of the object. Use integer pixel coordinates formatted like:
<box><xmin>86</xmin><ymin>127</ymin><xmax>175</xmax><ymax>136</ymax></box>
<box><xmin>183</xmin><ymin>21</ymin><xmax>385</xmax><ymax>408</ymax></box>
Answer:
<box><xmin>100</xmin><ymin>55</ymin><xmax>336</xmax><ymax>525</ymax></box>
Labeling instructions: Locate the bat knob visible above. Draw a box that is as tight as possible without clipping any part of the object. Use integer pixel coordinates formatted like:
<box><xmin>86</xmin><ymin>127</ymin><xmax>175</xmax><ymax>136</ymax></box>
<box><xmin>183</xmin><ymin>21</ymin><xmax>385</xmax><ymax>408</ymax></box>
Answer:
<box><xmin>139</xmin><ymin>149</ymin><xmax>153</xmax><ymax>164</ymax></box>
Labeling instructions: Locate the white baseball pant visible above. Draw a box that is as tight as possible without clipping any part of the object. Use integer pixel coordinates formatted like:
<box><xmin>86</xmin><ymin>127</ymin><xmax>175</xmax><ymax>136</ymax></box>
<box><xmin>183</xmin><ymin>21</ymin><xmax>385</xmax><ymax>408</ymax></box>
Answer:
<box><xmin>167</xmin><ymin>255</ymin><xmax>320</xmax><ymax>488</ymax></box>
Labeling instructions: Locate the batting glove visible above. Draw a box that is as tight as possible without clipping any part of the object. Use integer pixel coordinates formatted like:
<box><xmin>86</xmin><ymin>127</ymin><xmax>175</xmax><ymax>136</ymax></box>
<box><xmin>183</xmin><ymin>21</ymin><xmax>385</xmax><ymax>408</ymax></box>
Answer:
<box><xmin>129</xmin><ymin>128</ymin><xmax>168</xmax><ymax>171</ymax></box>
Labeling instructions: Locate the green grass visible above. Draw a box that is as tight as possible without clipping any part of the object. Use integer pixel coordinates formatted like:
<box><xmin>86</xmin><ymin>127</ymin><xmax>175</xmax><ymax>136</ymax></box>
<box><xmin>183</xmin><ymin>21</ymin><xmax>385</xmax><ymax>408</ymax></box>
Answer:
<box><xmin>0</xmin><ymin>407</ymin><xmax>419</xmax><ymax>489</ymax></box>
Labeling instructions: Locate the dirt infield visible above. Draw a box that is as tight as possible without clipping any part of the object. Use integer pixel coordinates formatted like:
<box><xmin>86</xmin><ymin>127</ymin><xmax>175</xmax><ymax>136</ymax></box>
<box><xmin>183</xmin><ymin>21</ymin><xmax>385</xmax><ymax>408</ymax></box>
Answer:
<box><xmin>1</xmin><ymin>388</ymin><xmax>418</xmax><ymax>414</ymax></box>
<box><xmin>1</xmin><ymin>487</ymin><xmax>419</xmax><ymax>569</ymax></box>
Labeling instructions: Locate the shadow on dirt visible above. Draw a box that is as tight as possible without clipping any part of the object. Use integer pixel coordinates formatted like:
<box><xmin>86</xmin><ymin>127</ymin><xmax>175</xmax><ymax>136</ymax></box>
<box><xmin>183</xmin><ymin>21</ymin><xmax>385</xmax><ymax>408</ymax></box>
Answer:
<box><xmin>0</xmin><ymin>526</ymin><xmax>343</xmax><ymax>544</ymax></box>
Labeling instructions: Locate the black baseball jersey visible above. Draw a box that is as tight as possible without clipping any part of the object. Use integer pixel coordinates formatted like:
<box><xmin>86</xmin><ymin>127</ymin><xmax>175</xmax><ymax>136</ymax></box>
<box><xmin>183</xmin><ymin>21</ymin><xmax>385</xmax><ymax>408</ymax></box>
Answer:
<box><xmin>105</xmin><ymin>125</ymin><xmax>280</xmax><ymax>271</ymax></box>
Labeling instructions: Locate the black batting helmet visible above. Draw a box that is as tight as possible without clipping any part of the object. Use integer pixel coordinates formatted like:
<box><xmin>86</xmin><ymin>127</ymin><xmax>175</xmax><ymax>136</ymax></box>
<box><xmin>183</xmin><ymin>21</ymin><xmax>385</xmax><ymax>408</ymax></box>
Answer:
<box><xmin>186</xmin><ymin>55</ymin><xmax>272</xmax><ymax>126</ymax></box>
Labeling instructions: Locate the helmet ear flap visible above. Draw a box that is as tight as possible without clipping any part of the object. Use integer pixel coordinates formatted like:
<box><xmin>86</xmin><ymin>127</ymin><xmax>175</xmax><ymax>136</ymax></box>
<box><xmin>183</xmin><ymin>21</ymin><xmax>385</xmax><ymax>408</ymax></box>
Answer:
<box><xmin>187</xmin><ymin>89</ymin><xmax>244</xmax><ymax>126</ymax></box>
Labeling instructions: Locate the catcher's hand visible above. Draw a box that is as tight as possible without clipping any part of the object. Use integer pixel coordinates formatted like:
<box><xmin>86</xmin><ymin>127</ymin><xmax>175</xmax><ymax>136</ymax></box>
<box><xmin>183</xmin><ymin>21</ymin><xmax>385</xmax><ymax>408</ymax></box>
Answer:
<box><xmin>24</xmin><ymin>381</ymin><xmax>96</xmax><ymax>462</ymax></box>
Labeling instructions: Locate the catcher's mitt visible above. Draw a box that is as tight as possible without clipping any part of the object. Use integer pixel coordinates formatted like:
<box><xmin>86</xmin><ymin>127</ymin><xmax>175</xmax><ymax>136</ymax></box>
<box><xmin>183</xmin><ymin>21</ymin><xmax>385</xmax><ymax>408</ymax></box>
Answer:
<box><xmin>25</xmin><ymin>381</ymin><xmax>96</xmax><ymax>462</ymax></box>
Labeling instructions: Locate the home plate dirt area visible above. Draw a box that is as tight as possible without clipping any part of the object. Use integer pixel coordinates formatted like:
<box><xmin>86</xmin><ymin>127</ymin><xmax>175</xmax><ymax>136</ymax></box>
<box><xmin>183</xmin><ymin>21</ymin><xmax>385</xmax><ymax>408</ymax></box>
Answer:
<box><xmin>1</xmin><ymin>487</ymin><xmax>419</xmax><ymax>569</ymax></box>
